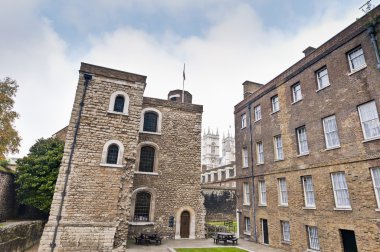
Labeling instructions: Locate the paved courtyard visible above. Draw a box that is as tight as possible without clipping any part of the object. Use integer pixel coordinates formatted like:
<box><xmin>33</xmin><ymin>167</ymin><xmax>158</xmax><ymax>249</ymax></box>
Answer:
<box><xmin>125</xmin><ymin>238</ymin><xmax>285</xmax><ymax>252</ymax></box>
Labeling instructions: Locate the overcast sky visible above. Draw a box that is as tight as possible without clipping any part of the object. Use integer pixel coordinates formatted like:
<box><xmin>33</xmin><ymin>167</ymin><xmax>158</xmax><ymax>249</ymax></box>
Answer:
<box><xmin>1</xmin><ymin>0</ymin><xmax>377</xmax><ymax>157</ymax></box>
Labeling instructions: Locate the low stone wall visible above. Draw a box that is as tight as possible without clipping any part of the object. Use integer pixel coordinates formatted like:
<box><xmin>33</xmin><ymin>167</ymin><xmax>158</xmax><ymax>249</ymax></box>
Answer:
<box><xmin>0</xmin><ymin>220</ymin><xmax>45</xmax><ymax>252</ymax></box>
<box><xmin>202</xmin><ymin>188</ymin><xmax>236</xmax><ymax>222</ymax></box>
<box><xmin>0</xmin><ymin>171</ymin><xmax>17</xmax><ymax>221</ymax></box>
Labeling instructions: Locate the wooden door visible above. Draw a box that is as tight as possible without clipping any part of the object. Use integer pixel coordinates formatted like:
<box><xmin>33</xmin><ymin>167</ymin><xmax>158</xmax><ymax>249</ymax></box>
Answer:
<box><xmin>180</xmin><ymin>211</ymin><xmax>190</xmax><ymax>238</ymax></box>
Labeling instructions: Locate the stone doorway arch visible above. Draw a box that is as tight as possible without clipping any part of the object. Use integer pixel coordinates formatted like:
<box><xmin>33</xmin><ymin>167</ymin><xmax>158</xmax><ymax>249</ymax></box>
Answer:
<box><xmin>175</xmin><ymin>206</ymin><xmax>196</xmax><ymax>239</ymax></box>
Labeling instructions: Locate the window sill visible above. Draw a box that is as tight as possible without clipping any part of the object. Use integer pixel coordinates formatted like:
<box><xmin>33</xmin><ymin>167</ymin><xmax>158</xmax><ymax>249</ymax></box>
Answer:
<box><xmin>241</xmin><ymin>126</ymin><xmax>247</xmax><ymax>129</ymax></box>
<box><xmin>305</xmin><ymin>249</ymin><xmax>320</xmax><ymax>252</ymax></box>
<box><xmin>254</xmin><ymin>119</ymin><xmax>261</xmax><ymax>123</ymax></box>
<box><xmin>334</xmin><ymin>207</ymin><xmax>352</xmax><ymax>211</ymax></box>
<box><xmin>278</xmin><ymin>204</ymin><xmax>288</xmax><ymax>207</ymax></box>
<box><xmin>362</xmin><ymin>136</ymin><xmax>380</xmax><ymax>143</ymax></box>
<box><xmin>325</xmin><ymin>146</ymin><xmax>340</xmax><ymax>151</ymax></box>
<box><xmin>270</xmin><ymin>110</ymin><xmax>280</xmax><ymax>115</ymax></box>
<box><xmin>291</xmin><ymin>98</ymin><xmax>303</xmax><ymax>105</ymax></box>
<box><xmin>297</xmin><ymin>152</ymin><xmax>310</xmax><ymax>157</ymax></box>
<box><xmin>282</xmin><ymin>241</ymin><xmax>291</xmax><ymax>245</ymax></box>
<box><xmin>348</xmin><ymin>64</ymin><xmax>367</xmax><ymax>75</ymax></box>
<box><xmin>258</xmin><ymin>204</ymin><xmax>267</xmax><ymax>207</ymax></box>
<box><xmin>316</xmin><ymin>84</ymin><xmax>330</xmax><ymax>93</ymax></box>
<box><xmin>243</xmin><ymin>203</ymin><xmax>251</xmax><ymax>206</ymax></box>
<box><xmin>242</xmin><ymin>166</ymin><xmax>249</xmax><ymax>169</ymax></box>
<box><xmin>107</xmin><ymin>111</ymin><xmax>128</xmax><ymax>116</ymax></box>
<box><xmin>375</xmin><ymin>208</ymin><xmax>380</xmax><ymax>212</ymax></box>
<box><xmin>128</xmin><ymin>221</ymin><xmax>155</xmax><ymax>226</ymax></box>
<box><xmin>302</xmin><ymin>206</ymin><xmax>316</xmax><ymax>210</ymax></box>
<box><xmin>134</xmin><ymin>171</ymin><xmax>159</xmax><ymax>176</ymax></box>
<box><xmin>243</xmin><ymin>231</ymin><xmax>251</xmax><ymax>235</ymax></box>
<box><xmin>274</xmin><ymin>159</ymin><xmax>284</xmax><ymax>162</ymax></box>
<box><xmin>99</xmin><ymin>163</ymin><xmax>123</xmax><ymax>168</ymax></box>
<box><xmin>256</xmin><ymin>163</ymin><xmax>264</xmax><ymax>166</ymax></box>
<box><xmin>139</xmin><ymin>131</ymin><xmax>162</xmax><ymax>135</ymax></box>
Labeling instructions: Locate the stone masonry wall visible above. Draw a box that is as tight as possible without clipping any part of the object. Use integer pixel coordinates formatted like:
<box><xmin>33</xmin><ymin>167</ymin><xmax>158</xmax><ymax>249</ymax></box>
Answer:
<box><xmin>0</xmin><ymin>171</ymin><xmax>16</xmax><ymax>221</ymax></box>
<box><xmin>39</xmin><ymin>63</ymin><xmax>146</xmax><ymax>251</ymax></box>
<box><xmin>128</xmin><ymin>98</ymin><xmax>206</xmax><ymax>239</ymax></box>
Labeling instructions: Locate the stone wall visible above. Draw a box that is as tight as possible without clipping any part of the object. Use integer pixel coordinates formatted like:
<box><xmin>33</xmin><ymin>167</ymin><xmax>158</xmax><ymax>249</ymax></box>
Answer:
<box><xmin>202</xmin><ymin>188</ymin><xmax>236</xmax><ymax>222</ymax></box>
<box><xmin>0</xmin><ymin>220</ymin><xmax>44</xmax><ymax>252</ymax></box>
<box><xmin>0</xmin><ymin>171</ymin><xmax>17</xmax><ymax>221</ymax></box>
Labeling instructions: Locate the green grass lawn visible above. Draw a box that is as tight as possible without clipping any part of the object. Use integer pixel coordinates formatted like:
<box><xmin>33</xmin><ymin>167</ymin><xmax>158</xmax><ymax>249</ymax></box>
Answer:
<box><xmin>176</xmin><ymin>248</ymin><xmax>247</xmax><ymax>252</ymax></box>
<box><xmin>207</xmin><ymin>221</ymin><xmax>237</xmax><ymax>231</ymax></box>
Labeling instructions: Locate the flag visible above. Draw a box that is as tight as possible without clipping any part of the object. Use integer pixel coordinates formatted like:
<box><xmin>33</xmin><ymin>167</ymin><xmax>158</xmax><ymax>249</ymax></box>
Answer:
<box><xmin>183</xmin><ymin>63</ymin><xmax>186</xmax><ymax>81</ymax></box>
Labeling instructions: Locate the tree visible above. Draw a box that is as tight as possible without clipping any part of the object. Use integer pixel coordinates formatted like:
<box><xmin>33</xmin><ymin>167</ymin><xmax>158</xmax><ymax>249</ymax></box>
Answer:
<box><xmin>15</xmin><ymin>137</ymin><xmax>64</xmax><ymax>214</ymax></box>
<box><xmin>0</xmin><ymin>77</ymin><xmax>21</xmax><ymax>159</ymax></box>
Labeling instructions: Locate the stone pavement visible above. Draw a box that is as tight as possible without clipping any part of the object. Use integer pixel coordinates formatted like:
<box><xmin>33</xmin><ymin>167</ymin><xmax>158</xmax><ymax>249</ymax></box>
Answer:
<box><xmin>125</xmin><ymin>238</ymin><xmax>285</xmax><ymax>252</ymax></box>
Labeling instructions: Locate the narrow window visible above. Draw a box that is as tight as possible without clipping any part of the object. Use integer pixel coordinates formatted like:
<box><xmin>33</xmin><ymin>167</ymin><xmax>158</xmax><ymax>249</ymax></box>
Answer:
<box><xmin>202</xmin><ymin>176</ymin><xmax>205</xmax><ymax>183</ymax></box>
<box><xmin>214</xmin><ymin>172</ymin><xmax>218</xmax><ymax>181</ymax></box>
<box><xmin>139</xmin><ymin>146</ymin><xmax>155</xmax><ymax>172</ymax></box>
<box><xmin>271</xmin><ymin>95</ymin><xmax>280</xmax><ymax>113</ymax></box>
<box><xmin>254</xmin><ymin>105</ymin><xmax>261</xmax><ymax>121</ymax></box>
<box><xmin>296</xmin><ymin>126</ymin><xmax>309</xmax><ymax>155</ymax></box>
<box><xmin>244</xmin><ymin>217</ymin><xmax>251</xmax><ymax>234</ymax></box>
<box><xmin>106</xmin><ymin>144</ymin><xmax>119</xmax><ymax>164</ymax></box>
<box><xmin>113</xmin><ymin>95</ymin><xmax>125</xmax><ymax>112</ymax></box>
<box><xmin>134</xmin><ymin>191</ymin><xmax>151</xmax><ymax>221</ymax></box>
<box><xmin>256</xmin><ymin>141</ymin><xmax>264</xmax><ymax>164</ymax></box>
<box><xmin>281</xmin><ymin>221</ymin><xmax>291</xmax><ymax>242</ymax></box>
<box><xmin>323</xmin><ymin>115</ymin><xmax>340</xmax><ymax>148</ymax></box>
<box><xmin>242</xmin><ymin>147</ymin><xmax>248</xmax><ymax>167</ymax></box>
<box><xmin>274</xmin><ymin>135</ymin><xmax>283</xmax><ymax>160</ymax></box>
<box><xmin>278</xmin><ymin>178</ymin><xmax>288</xmax><ymax>206</ymax></box>
<box><xmin>371</xmin><ymin>168</ymin><xmax>380</xmax><ymax>209</ymax></box>
<box><xmin>211</xmin><ymin>142</ymin><xmax>216</xmax><ymax>154</ymax></box>
<box><xmin>348</xmin><ymin>47</ymin><xmax>366</xmax><ymax>72</ymax></box>
<box><xmin>208</xmin><ymin>174</ymin><xmax>211</xmax><ymax>182</ymax></box>
<box><xmin>243</xmin><ymin>182</ymin><xmax>250</xmax><ymax>205</ymax></box>
<box><xmin>302</xmin><ymin>176</ymin><xmax>316</xmax><ymax>208</ymax></box>
<box><xmin>358</xmin><ymin>101</ymin><xmax>380</xmax><ymax>140</ymax></box>
<box><xmin>331</xmin><ymin>172</ymin><xmax>351</xmax><ymax>209</ymax></box>
<box><xmin>143</xmin><ymin>112</ymin><xmax>158</xmax><ymax>132</ymax></box>
<box><xmin>229</xmin><ymin>169</ymin><xmax>235</xmax><ymax>177</ymax></box>
<box><xmin>241</xmin><ymin>113</ymin><xmax>247</xmax><ymax>128</ymax></box>
<box><xmin>316</xmin><ymin>67</ymin><xmax>330</xmax><ymax>90</ymax></box>
<box><xmin>259</xmin><ymin>180</ymin><xmax>267</xmax><ymax>205</ymax></box>
<box><xmin>292</xmin><ymin>83</ymin><xmax>302</xmax><ymax>103</ymax></box>
<box><xmin>307</xmin><ymin>226</ymin><xmax>320</xmax><ymax>251</ymax></box>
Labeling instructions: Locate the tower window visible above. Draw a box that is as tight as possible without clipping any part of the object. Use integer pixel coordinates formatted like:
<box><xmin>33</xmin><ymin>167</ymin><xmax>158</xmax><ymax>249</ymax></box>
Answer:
<box><xmin>139</xmin><ymin>146</ymin><xmax>155</xmax><ymax>172</ymax></box>
<box><xmin>143</xmin><ymin>112</ymin><xmax>158</xmax><ymax>132</ymax></box>
<box><xmin>134</xmin><ymin>192</ymin><xmax>151</xmax><ymax>221</ymax></box>
<box><xmin>106</xmin><ymin>144</ymin><xmax>119</xmax><ymax>164</ymax></box>
<box><xmin>113</xmin><ymin>95</ymin><xmax>125</xmax><ymax>112</ymax></box>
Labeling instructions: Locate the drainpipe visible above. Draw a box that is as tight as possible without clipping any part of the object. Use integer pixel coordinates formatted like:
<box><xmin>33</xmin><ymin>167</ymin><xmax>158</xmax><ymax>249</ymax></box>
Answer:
<box><xmin>367</xmin><ymin>24</ymin><xmax>380</xmax><ymax>69</ymax></box>
<box><xmin>50</xmin><ymin>73</ymin><xmax>92</xmax><ymax>251</ymax></box>
<box><xmin>247</xmin><ymin>104</ymin><xmax>258</xmax><ymax>243</ymax></box>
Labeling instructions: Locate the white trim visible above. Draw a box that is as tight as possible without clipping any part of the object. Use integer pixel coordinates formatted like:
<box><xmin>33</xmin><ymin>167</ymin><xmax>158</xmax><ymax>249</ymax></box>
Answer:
<box><xmin>128</xmin><ymin>221</ymin><xmax>155</xmax><ymax>226</ymax></box>
<box><xmin>130</xmin><ymin>187</ymin><xmax>157</xmax><ymax>222</ymax></box>
<box><xmin>140</xmin><ymin>107</ymin><xmax>163</xmax><ymax>134</ymax></box>
<box><xmin>348</xmin><ymin>64</ymin><xmax>367</xmax><ymax>75</ymax></box>
<box><xmin>370</xmin><ymin>168</ymin><xmax>380</xmax><ymax>209</ymax></box>
<box><xmin>100</xmin><ymin>139</ymin><xmax>124</xmax><ymax>166</ymax></box>
<box><xmin>316</xmin><ymin>67</ymin><xmax>330</xmax><ymax>91</ymax></box>
<box><xmin>134</xmin><ymin>171</ymin><xmax>159</xmax><ymax>176</ymax></box>
<box><xmin>99</xmin><ymin>163</ymin><xmax>123</xmax><ymax>168</ymax></box>
<box><xmin>108</xmin><ymin>91</ymin><xmax>129</xmax><ymax>115</ymax></box>
<box><xmin>322</xmin><ymin>115</ymin><xmax>340</xmax><ymax>149</ymax></box>
<box><xmin>302</xmin><ymin>176</ymin><xmax>316</xmax><ymax>208</ymax></box>
<box><xmin>331</xmin><ymin>172</ymin><xmax>351</xmax><ymax>209</ymax></box>
<box><xmin>347</xmin><ymin>47</ymin><xmax>366</xmax><ymax>73</ymax></box>
<box><xmin>136</xmin><ymin>141</ymin><xmax>159</xmax><ymax>173</ymax></box>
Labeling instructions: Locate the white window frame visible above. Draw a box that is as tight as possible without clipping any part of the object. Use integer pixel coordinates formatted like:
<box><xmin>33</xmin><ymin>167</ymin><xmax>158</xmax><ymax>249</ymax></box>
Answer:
<box><xmin>331</xmin><ymin>172</ymin><xmax>351</xmax><ymax>209</ymax></box>
<box><xmin>274</xmin><ymin>135</ymin><xmax>283</xmax><ymax>160</ymax></box>
<box><xmin>316</xmin><ymin>67</ymin><xmax>330</xmax><ymax>90</ymax></box>
<box><xmin>256</xmin><ymin>141</ymin><xmax>264</xmax><ymax>164</ymax></box>
<box><xmin>139</xmin><ymin>107</ymin><xmax>163</xmax><ymax>134</ymax></box>
<box><xmin>243</xmin><ymin>182</ymin><xmax>250</xmax><ymax>205</ymax></box>
<box><xmin>278</xmin><ymin>178</ymin><xmax>288</xmax><ymax>206</ymax></box>
<box><xmin>370</xmin><ymin>168</ymin><xmax>380</xmax><ymax>209</ymax></box>
<box><xmin>242</xmin><ymin>147</ymin><xmax>249</xmax><ymax>168</ymax></box>
<box><xmin>244</xmin><ymin>217</ymin><xmax>251</xmax><ymax>235</ymax></box>
<box><xmin>254</xmin><ymin>105</ymin><xmax>262</xmax><ymax>121</ymax></box>
<box><xmin>323</xmin><ymin>115</ymin><xmax>340</xmax><ymax>149</ymax></box>
<box><xmin>307</xmin><ymin>226</ymin><xmax>320</xmax><ymax>251</ymax></box>
<box><xmin>292</xmin><ymin>83</ymin><xmax>302</xmax><ymax>103</ymax></box>
<box><xmin>348</xmin><ymin>47</ymin><xmax>366</xmax><ymax>72</ymax></box>
<box><xmin>241</xmin><ymin>113</ymin><xmax>247</xmax><ymax>129</ymax></box>
<box><xmin>258</xmin><ymin>180</ymin><xmax>267</xmax><ymax>206</ymax></box>
<box><xmin>281</xmin><ymin>221</ymin><xmax>291</xmax><ymax>242</ymax></box>
<box><xmin>100</xmin><ymin>139</ymin><xmax>125</xmax><ymax>167</ymax></box>
<box><xmin>296</xmin><ymin>126</ymin><xmax>309</xmax><ymax>155</ymax></box>
<box><xmin>271</xmin><ymin>95</ymin><xmax>280</xmax><ymax>113</ymax></box>
<box><xmin>357</xmin><ymin>101</ymin><xmax>380</xmax><ymax>140</ymax></box>
<box><xmin>302</xmin><ymin>176</ymin><xmax>316</xmax><ymax>208</ymax></box>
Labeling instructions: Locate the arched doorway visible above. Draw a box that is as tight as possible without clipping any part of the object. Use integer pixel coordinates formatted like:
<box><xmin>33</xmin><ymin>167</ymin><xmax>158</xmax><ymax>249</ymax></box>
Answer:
<box><xmin>180</xmin><ymin>211</ymin><xmax>190</xmax><ymax>238</ymax></box>
<box><xmin>175</xmin><ymin>206</ymin><xmax>196</xmax><ymax>239</ymax></box>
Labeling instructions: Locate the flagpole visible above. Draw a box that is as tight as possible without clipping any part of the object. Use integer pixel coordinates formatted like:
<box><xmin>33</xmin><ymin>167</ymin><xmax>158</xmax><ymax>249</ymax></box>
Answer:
<box><xmin>182</xmin><ymin>63</ymin><xmax>185</xmax><ymax>103</ymax></box>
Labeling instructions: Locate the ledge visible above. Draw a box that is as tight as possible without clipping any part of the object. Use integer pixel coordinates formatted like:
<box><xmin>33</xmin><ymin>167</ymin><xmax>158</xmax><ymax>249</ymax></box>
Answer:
<box><xmin>302</xmin><ymin>206</ymin><xmax>316</xmax><ymax>210</ymax></box>
<box><xmin>243</xmin><ymin>231</ymin><xmax>251</xmax><ymax>235</ymax></box>
<box><xmin>362</xmin><ymin>136</ymin><xmax>380</xmax><ymax>143</ymax></box>
<box><xmin>107</xmin><ymin>111</ymin><xmax>128</xmax><ymax>116</ymax></box>
<box><xmin>291</xmin><ymin>98</ymin><xmax>303</xmax><ymax>105</ymax></box>
<box><xmin>139</xmin><ymin>131</ymin><xmax>162</xmax><ymax>135</ymax></box>
<box><xmin>334</xmin><ymin>207</ymin><xmax>352</xmax><ymax>211</ymax></box>
<box><xmin>325</xmin><ymin>146</ymin><xmax>340</xmax><ymax>151</ymax></box>
<box><xmin>348</xmin><ymin>64</ymin><xmax>367</xmax><ymax>76</ymax></box>
<box><xmin>297</xmin><ymin>152</ymin><xmax>310</xmax><ymax>157</ymax></box>
<box><xmin>99</xmin><ymin>163</ymin><xmax>124</xmax><ymax>168</ymax></box>
<box><xmin>270</xmin><ymin>110</ymin><xmax>280</xmax><ymax>115</ymax></box>
<box><xmin>243</xmin><ymin>203</ymin><xmax>251</xmax><ymax>207</ymax></box>
<box><xmin>258</xmin><ymin>204</ymin><xmax>267</xmax><ymax>207</ymax></box>
<box><xmin>316</xmin><ymin>84</ymin><xmax>330</xmax><ymax>93</ymax></box>
<box><xmin>128</xmin><ymin>221</ymin><xmax>155</xmax><ymax>226</ymax></box>
<box><xmin>375</xmin><ymin>208</ymin><xmax>380</xmax><ymax>212</ymax></box>
<box><xmin>134</xmin><ymin>171</ymin><xmax>159</xmax><ymax>176</ymax></box>
<box><xmin>274</xmin><ymin>159</ymin><xmax>284</xmax><ymax>162</ymax></box>
<box><xmin>254</xmin><ymin>119</ymin><xmax>261</xmax><ymax>123</ymax></box>
<box><xmin>282</xmin><ymin>240</ymin><xmax>291</xmax><ymax>245</ymax></box>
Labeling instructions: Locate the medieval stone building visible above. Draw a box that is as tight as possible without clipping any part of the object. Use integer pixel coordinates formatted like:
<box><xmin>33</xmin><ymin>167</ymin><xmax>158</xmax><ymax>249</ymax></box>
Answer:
<box><xmin>39</xmin><ymin>63</ymin><xmax>205</xmax><ymax>251</ymax></box>
<box><xmin>235</xmin><ymin>7</ymin><xmax>380</xmax><ymax>252</ymax></box>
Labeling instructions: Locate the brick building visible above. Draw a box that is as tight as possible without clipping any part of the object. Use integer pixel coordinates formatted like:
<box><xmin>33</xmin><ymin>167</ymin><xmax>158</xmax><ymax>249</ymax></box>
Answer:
<box><xmin>235</xmin><ymin>7</ymin><xmax>380</xmax><ymax>252</ymax></box>
<box><xmin>39</xmin><ymin>63</ymin><xmax>205</xmax><ymax>251</ymax></box>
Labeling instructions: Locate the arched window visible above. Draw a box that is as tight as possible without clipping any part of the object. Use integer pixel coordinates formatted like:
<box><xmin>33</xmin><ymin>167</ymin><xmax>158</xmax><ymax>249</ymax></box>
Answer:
<box><xmin>211</xmin><ymin>142</ymin><xmax>216</xmax><ymax>154</ymax></box>
<box><xmin>134</xmin><ymin>192</ymin><xmax>151</xmax><ymax>221</ymax></box>
<box><xmin>106</xmin><ymin>144</ymin><xmax>119</xmax><ymax>164</ymax></box>
<box><xmin>113</xmin><ymin>95</ymin><xmax>125</xmax><ymax>112</ymax></box>
<box><xmin>143</xmin><ymin>112</ymin><xmax>158</xmax><ymax>132</ymax></box>
<box><xmin>139</xmin><ymin>146</ymin><xmax>155</xmax><ymax>172</ymax></box>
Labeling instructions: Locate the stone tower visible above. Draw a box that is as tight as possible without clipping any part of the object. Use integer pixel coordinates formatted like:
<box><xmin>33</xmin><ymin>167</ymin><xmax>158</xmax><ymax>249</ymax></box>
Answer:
<box><xmin>201</xmin><ymin>129</ymin><xmax>220</xmax><ymax>169</ymax></box>
<box><xmin>221</xmin><ymin>130</ymin><xmax>235</xmax><ymax>165</ymax></box>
